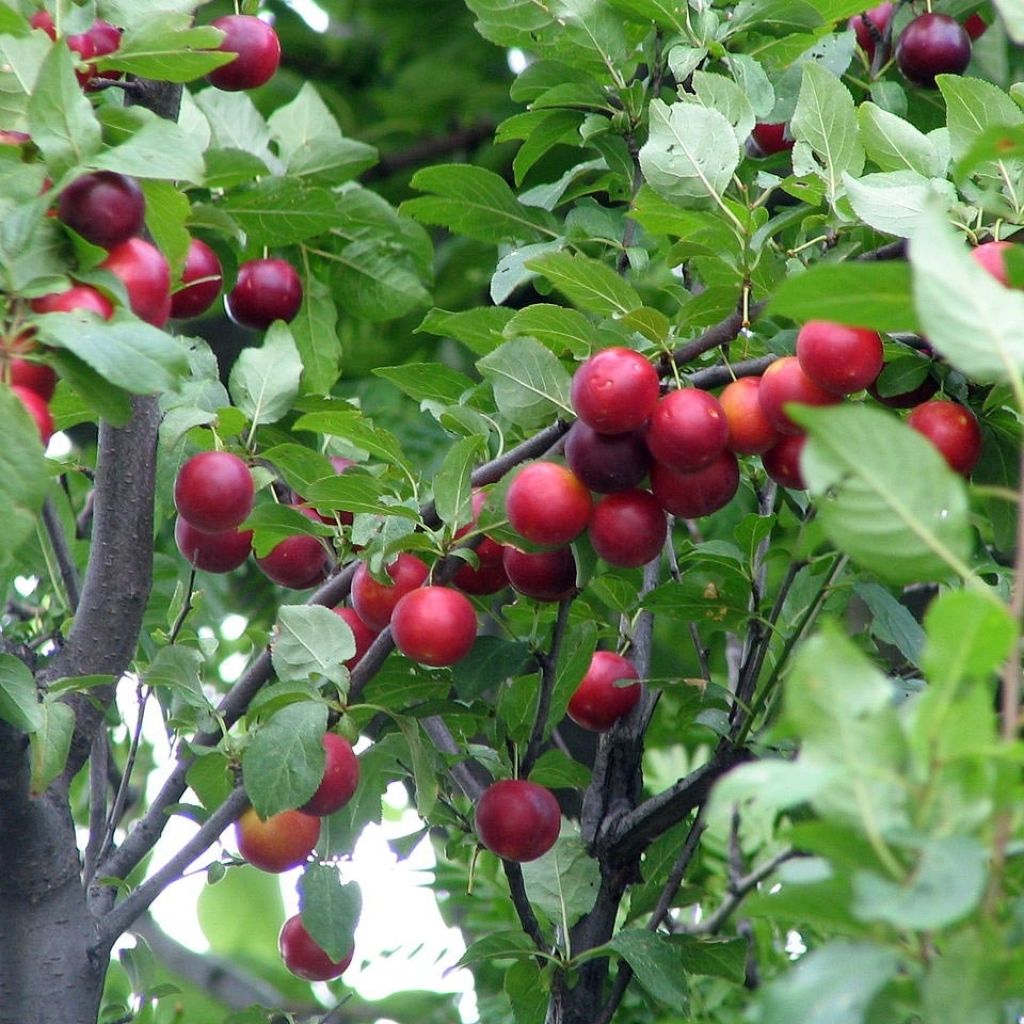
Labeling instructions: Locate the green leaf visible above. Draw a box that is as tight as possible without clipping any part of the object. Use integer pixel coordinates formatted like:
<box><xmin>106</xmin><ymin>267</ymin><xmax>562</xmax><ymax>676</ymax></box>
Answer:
<box><xmin>27</xmin><ymin>43</ymin><xmax>101</xmax><ymax>177</ymax></box>
<box><xmin>528</xmin><ymin>749</ymin><xmax>590</xmax><ymax>789</ymax></box>
<box><xmin>505</xmin><ymin>304</ymin><xmax>594</xmax><ymax>358</ymax></box>
<box><xmin>858</xmin><ymin>102</ymin><xmax>944</xmax><ymax>177</ymax></box>
<box><xmin>939</xmin><ymin>74</ymin><xmax>1024</xmax><ymax>186</ymax></box>
<box><xmin>373</xmin><ymin>363</ymin><xmax>475</xmax><ymax>405</ymax></box>
<box><xmin>753</xmin><ymin>941</ymin><xmax>898</xmax><ymax>1024</ymax></box>
<box><xmin>219</xmin><ymin>179</ymin><xmax>337</xmax><ymax>247</ymax></box>
<box><xmin>639</xmin><ymin>98</ymin><xmax>740</xmax><ymax>206</ymax></box>
<box><xmin>257</xmin><ymin>444</ymin><xmax>334</xmax><ymax>497</ymax></box>
<box><xmin>910</xmin><ymin>204</ymin><xmax>1024</xmax><ymax>385</ymax></box>
<box><xmin>298</xmin><ymin>864</ymin><xmax>361</xmax><ymax>963</ymax></box>
<box><xmin>434</xmin><ymin>435</ymin><xmax>485</xmax><ymax>529</ymax></box>
<box><xmin>852</xmin><ymin>836</ymin><xmax>987</xmax><ymax>930</ymax></box>
<box><xmin>266</xmin><ymin>81</ymin><xmax>342</xmax><ymax>160</ymax></box>
<box><xmin>525</xmin><ymin>251</ymin><xmax>640</xmax><ymax>317</ymax></box>
<box><xmin>36</xmin><ymin>312</ymin><xmax>188</xmax><ymax>394</ymax></box>
<box><xmin>144</xmin><ymin>646</ymin><xmax>211</xmax><ymax>714</ymax></box>
<box><xmin>687</xmin><ymin>70</ymin><xmax>756</xmax><ymax>146</ymax></box>
<box><xmin>290</xmin><ymin>274</ymin><xmax>341</xmax><ymax>395</ymax></box>
<box><xmin>641</xmin><ymin>553</ymin><xmax>750</xmax><ymax>634</ymax></box>
<box><xmin>844</xmin><ymin>170</ymin><xmax>953</xmax><ymax>239</ymax></box>
<box><xmin>392</xmin><ymin>714</ymin><xmax>438</xmax><ymax>819</ymax></box>
<box><xmin>403</xmin><ymin>164</ymin><xmax>557</xmax><ymax>244</ymax></box>
<box><xmin>139</xmin><ymin>180</ymin><xmax>191</xmax><ymax>279</ymax></box>
<box><xmin>456</xmin><ymin>930</ymin><xmax>540</xmax><ymax>968</ymax></box>
<box><xmin>478</xmin><ymin>337</ymin><xmax>573</xmax><ymax>427</ymax></box>
<box><xmin>0</xmin><ymin>386</ymin><xmax>51</xmax><ymax>567</ymax></box>
<box><xmin>241</xmin><ymin>701</ymin><xmax>328</xmax><ymax>818</ymax></box>
<box><xmin>95</xmin><ymin>17</ymin><xmax>233</xmax><ymax>82</ymax></box>
<box><xmin>417</xmin><ymin>306</ymin><xmax>513</xmax><ymax>356</ymax></box>
<box><xmin>293</xmin><ymin>406</ymin><xmax>406</xmax><ymax>466</ymax></box>
<box><xmin>505</xmin><ymin>960</ymin><xmax>548</xmax><ymax>1024</ymax></box>
<box><xmin>770</xmin><ymin>260</ymin><xmax>920</xmax><ymax>331</ymax></box>
<box><xmin>795</xmin><ymin>403</ymin><xmax>972</xmax><ymax>585</ymax></box>
<box><xmin>922</xmin><ymin>931</ymin><xmax>1008</xmax><ymax>1024</ymax></box>
<box><xmin>198</xmin><ymin>864</ymin><xmax>284</xmax><ymax>960</ymax></box>
<box><xmin>303</xmin><ymin>473</ymin><xmax>418</xmax><ymax>520</ymax></box>
<box><xmin>194</xmin><ymin>89</ymin><xmax>273</xmax><ymax>162</ymax></box>
<box><xmin>451</xmin><ymin>636</ymin><xmax>534</xmax><ymax>701</ymax></box>
<box><xmin>854</xmin><ymin>582</ymin><xmax>925</xmax><ymax>667</ymax></box>
<box><xmin>91</xmin><ymin>108</ymin><xmax>205</xmax><ymax>184</ymax></box>
<box><xmin>29</xmin><ymin>699</ymin><xmax>74</xmax><ymax>795</ymax></box>
<box><xmin>521</xmin><ymin>830</ymin><xmax>598</xmax><ymax>924</ymax></box>
<box><xmin>0</xmin><ymin>654</ymin><xmax>41</xmax><ymax>733</ymax></box>
<box><xmin>273</xmin><ymin>606</ymin><xmax>356</xmax><ymax>687</ymax></box>
<box><xmin>921</xmin><ymin>590</ymin><xmax>1017</xmax><ymax>693</ymax></box>
<box><xmin>228</xmin><ymin>322</ymin><xmax>302</xmax><ymax>427</ymax></box>
<box><xmin>790</xmin><ymin>62</ymin><xmax>864</xmax><ymax>204</ymax></box>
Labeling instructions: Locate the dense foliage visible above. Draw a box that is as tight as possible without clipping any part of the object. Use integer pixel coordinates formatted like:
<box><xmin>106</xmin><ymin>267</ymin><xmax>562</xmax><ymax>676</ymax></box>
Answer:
<box><xmin>1</xmin><ymin>0</ymin><xmax>1024</xmax><ymax>1022</ymax></box>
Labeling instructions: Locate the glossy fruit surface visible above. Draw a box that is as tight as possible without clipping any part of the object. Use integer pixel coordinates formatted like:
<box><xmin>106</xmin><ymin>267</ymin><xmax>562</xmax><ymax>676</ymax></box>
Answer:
<box><xmin>453</xmin><ymin>490</ymin><xmax>509</xmax><ymax>596</ymax></box>
<box><xmin>505</xmin><ymin>462</ymin><xmax>592</xmax><ymax>548</ymax></box>
<box><xmin>31</xmin><ymin>284</ymin><xmax>114</xmax><ymax>319</ymax></box>
<box><xmin>963</xmin><ymin>12</ymin><xmax>987</xmax><ymax>40</ymax></box>
<box><xmin>970</xmin><ymin>241</ymin><xmax>1014</xmax><ymax>287</ymax></box>
<box><xmin>256</xmin><ymin>530</ymin><xmax>330</xmax><ymax>589</ymax></box>
<box><xmin>58</xmin><ymin>172</ymin><xmax>144</xmax><ymax>250</ymax></box>
<box><xmin>170</xmin><ymin>238</ymin><xmax>223</xmax><ymax>319</ymax></box>
<box><xmin>301</xmin><ymin>734</ymin><xmax>360</xmax><ymax>817</ymax></box>
<box><xmin>391</xmin><ymin>586</ymin><xmax>477</xmax><ymax>667</ymax></box>
<box><xmin>849</xmin><ymin>2</ymin><xmax>895</xmax><ymax>58</ymax></box>
<box><xmin>279</xmin><ymin>915</ymin><xmax>354</xmax><ymax>981</ymax></box>
<box><xmin>645</xmin><ymin>389</ymin><xmax>729</xmax><ymax>471</ymax></box>
<box><xmin>719</xmin><ymin>376</ymin><xmax>779</xmax><ymax>455</ymax></box>
<box><xmin>9</xmin><ymin>360</ymin><xmax>57</xmax><ymax>402</ymax></box>
<box><xmin>30</xmin><ymin>12</ymin><xmax>55</xmax><ymax>37</ymax></box>
<box><xmin>568</xmin><ymin>650</ymin><xmax>642</xmax><ymax>731</ymax></box>
<box><xmin>12</xmin><ymin>385</ymin><xmax>52</xmax><ymax>444</ymax></box>
<box><xmin>758</xmin><ymin>356</ymin><xmax>841</xmax><ymax>435</ymax></box>
<box><xmin>332</xmin><ymin>606</ymin><xmax>379</xmax><ymax>670</ymax></box>
<box><xmin>351</xmin><ymin>553</ymin><xmax>429</xmax><ymax>631</ymax></box>
<box><xmin>100</xmin><ymin>237</ymin><xmax>172</xmax><ymax>327</ymax></box>
<box><xmin>207</xmin><ymin>15</ymin><xmax>281</xmax><ymax>92</ymax></box>
<box><xmin>895</xmin><ymin>13</ymin><xmax>971</xmax><ymax>88</ymax></box>
<box><xmin>564</xmin><ymin>422</ymin><xmax>652</xmax><ymax>493</ymax></box>
<box><xmin>475</xmin><ymin>780</ymin><xmax>561</xmax><ymax>863</ymax></box>
<box><xmin>225</xmin><ymin>258</ymin><xmax>303</xmax><ymax>329</ymax></box>
<box><xmin>503</xmin><ymin>546</ymin><xmax>577</xmax><ymax>602</ymax></box>
<box><xmin>796</xmin><ymin>320</ymin><xmax>884</xmax><ymax>395</ymax></box>
<box><xmin>588</xmin><ymin>490</ymin><xmax>666</xmax><ymax>568</ymax></box>
<box><xmin>570</xmin><ymin>347</ymin><xmax>659</xmax><ymax>434</ymax></box>
<box><xmin>235</xmin><ymin>807</ymin><xmax>320</xmax><ymax>873</ymax></box>
<box><xmin>174</xmin><ymin>517</ymin><xmax>253</xmax><ymax>573</ymax></box>
<box><xmin>761</xmin><ymin>434</ymin><xmax>807</xmax><ymax>490</ymax></box>
<box><xmin>650</xmin><ymin>450</ymin><xmax>740</xmax><ymax>519</ymax></box>
<box><xmin>907</xmin><ymin>400</ymin><xmax>982</xmax><ymax>476</ymax></box>
<box><xmin>747</xmin><ymin>123</ymin><xmax>794</xmax><ymax>157</ymax></box>
<box><xmin>174</xmin><ymin>451</ymin><xmax>254</xmax><ymax>533</ymax></box>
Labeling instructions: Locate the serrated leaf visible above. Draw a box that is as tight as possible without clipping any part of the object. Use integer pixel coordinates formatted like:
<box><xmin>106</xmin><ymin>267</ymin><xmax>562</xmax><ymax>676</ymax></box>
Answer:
<box><xmin>504</xmin><ymin>304</ymin><xmax>593</xmax><ymax>357</ymax></box>
<box><xmin>95</xmin><ymin>17</ymin><xmax>233</xmax><ymax>82</ymax></box>
<box><xmin>219</xmin><ymin>179</ymin><xmax>337</xmax><ymax>247</ymax></box>
<box><xmin>910</xmin><ymin>203</ymin><xmax>1024</xmax><ymax>385</ymax></box>
<box><xmin>290</xmin><ymin>275</ymin><xmax>341</xmax><ymax>395</ymax></box>
<box><xmin>0</xmin><ymin>654</ymin><xmax>41</xmax><ymax>733</ymax></box>
<box><xmin>858</xmin><ymin>102</ymin><xmax>943</xmax><ymax>177</ymax></box>
<box><xmin>794</xmin><ymin>403</ymin><xmax>971</xmax><ymax>584</ymax></box>
<box><xmin>478</xmin><ymin>337</ymin><xmax>573</xmax><ymax>426</ymax></box>
<box><xmin>228</xmin><ymin>323</ymin><xmax>302</xmax><ymax>426</ymax></box>
<box><xmin>299</xmin><ymin>864</ymin><xmax>361</xmax><ymax>962</ymax></box>
<box><xmin>292</xmin><ymin>407</ymin><xmax>406</xmax><ymax>466</ymax></box>
<box><xmin>525</xmin><ymin>251</ymin><xmax>640</xmax><ymax>317</ymax></box>
<box><xmin>403</xmin><ymin>164</ymin><xmax>558</xmax><ymax>244</ymax></box>
<box><xmin>373</xmin><ymin>363</ymin><xmax>475</xmax><ymax>405</ymax></box>
<box><xmin>767</xmin><ymin>261</ymin><xmax>919</xmax><ymax>331</ymax></box>
<box><xmin>417</xmin><ymin>306</ymin><xmax>513</xmax><ymax>356</ymax></box>
<box><xmin>639</xmin><ymin>98</ymin><xmax>740</xmax><ymax>205</ymax></box>
<box><xmin>241</xmin><ymin>701</ymin><xmax>328</xmax><ymax>818</ymax></box>
<box><xmin>90</xmin><ymin>110</ymin><xmax>205</xmax><ymax>184</ymax></box>
<box><xmin>939</xmin><ymin>74</ymin><xmax>1024</xmax><ymax>187</ymax></box>
<box><xmin>452</xmin><ymin>637</ymin><xmax>534</xmax><ymax>701</ymax></box>
<box><xmin>36</xmin><ymin>312</ymin><xmax>188</xmax><ymax>394</ymax></box>
<box><xmin>273</xmin><ymin>605</ymin><xmax>356</xmax><ymax>686</ymax></box>
<box><xmin>434</xmin><ymin>435</ymin><xmax>485</xmax><ymax>528</ymax></box>
<box><xmin>456</xmin><ymin>930</ymin><xmax>539</xmax><ymax>968</ymax></box>
<box><xmin>194</xmin><ymin>88</ymin><xmax>274</xmax><ymax>163</ymax></box>
<box><xmin>29</xmin><ymin>700</ymin><xmax>73</xmax><ymax>795</ymax></box>
<box><xmin>790</xmin><ymin>62</ymin><xmax>864</xmax><ymax>204</ymax></box>
<box><xmin>844</xmin><ymin>170</ymin><xmax>953</xmax><ymax>239</ymax></box>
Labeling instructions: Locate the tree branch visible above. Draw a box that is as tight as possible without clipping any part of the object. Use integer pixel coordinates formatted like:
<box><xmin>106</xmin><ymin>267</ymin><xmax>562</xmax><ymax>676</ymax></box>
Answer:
<box><xmin>521</xmin><ymin>597</ymin><xmax>572</xmax><ymax>777</ymax></box>
<box><xmin>41</xmin><ymin>496</ymin><xmax>80</xmax><ymax>611</ymax></box>
<box><xmin>502</xmin><ymin>860</ymin><xmax>548</xmax><ymax>953</ymax></box>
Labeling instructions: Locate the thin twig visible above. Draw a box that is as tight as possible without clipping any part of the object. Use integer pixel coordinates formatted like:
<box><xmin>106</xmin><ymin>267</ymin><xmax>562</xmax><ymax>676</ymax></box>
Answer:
<box><xmin>41</xmin><ymin>496</ymin><xmax>80</xmax><ymax>610</ymax></box>
<box><xmin>502</xmin><ymin>860</ymin><xmax>548</xmax><ymax>953</ymax></box>
<box><xmin>81</xmin><ymin>730</ymin><xmax>108</xmax><ymax>885</ymax></box>
<box><xmin>522</xmin><ymin>598</ymin><xmax>573</xmax><ymax>777</ymax></box>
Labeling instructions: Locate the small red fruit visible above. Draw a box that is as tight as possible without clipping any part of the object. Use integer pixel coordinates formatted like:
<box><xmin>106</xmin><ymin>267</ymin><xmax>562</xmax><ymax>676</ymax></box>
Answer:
<box><xmin>391</xmin><ymin>586</ymin><xmax>477</xmax><ymax>667</ymax></box>
<box><xmin>453</xmin><ymin>490</ymin><xmax>509</xmax><ymax>596</ymax></box>
<box><xmin>350</xmin><ymin>553</ymin><xmax>429</xmax><ymax>632</ymax></box>
<box><xmin>30</xmin><ymin>12</ymin><xmax>56</xmax><ymax>38</ymax></box>
<box><xmin>170</xmin><ymin>238</ymin><xmax>223</xmax><ymax>319</ymax></box>
<box><xmin>564</xmin><ymin>422</ymin><xmax>652</xmax><ymax>493</ymax></box>
<box><xmin>895</xmin><ymin>13</ymin><xmax>971</xmax><ymax>89</ymax></box>
<box><xmin>174</xmin><ymin>517</ymin><xmax>253</xmax><ymax>573</ymax></box>
<box><xmin>650</xmin><ymin>450</ymin><xmax>740</xmax><ymax>519</ymax></box>
<box><xmin>505</xmin><ymin>462</ymin><xmax>592</xmax><ymax>548</ymax></box>
<box><xmin>963</xmin><ymin>13</ymin><xmax>987</xmax><ymax>40</ymax></box>
<box><xmin>11</xmin><ymin>384</ymin><xmax>53</xmax><ymax>444</ymax></box>
<box><xmin>300</xmin><ymin>734</ymin><xmax>359</xmax><ymax>817</ymax></box>
<box><xmin>970</xmin><ymin>241</ymin><xmax>1014</xmax><ymax>288</ymax></box>
<box><xmin>57</xmin><ymin>171</ymin><xmax>144</xmax><ymax>250</ymax></box>
<box><xmin>570</xmin><ymin>347</ymin><xmax>659</xmax><ymax>434</ymax></box>
<box><xmin>907</xmin><ymin>400</ymin><xmax>982</xmax><ymax>476</ymax></box>
<box><xmin>225</xmin><ymin>258</ymin><xmax>303</xmax><ymax>330</ymax></box>
<box><xmin>174</xmin><ymin>451</ymin><xmax>254</xmax><ymax>533</ymax></box>
<box><xmin>235</xmin><ymin>807</ymin><xmax>320</xmax><ymax>873</ymax></box>
<box><xmin>761</xmin><ymin>434</ymin><xmax>807</xmax><ymax>490</ymax></box>
<box><xmin>31</xmin><ymin>284</ymin><xmax>114</xmax><ymax>319</ymax></box>
<box><xmin>747</xmin><ymin>123</ymin><xmax>794</xmax><ymax>157</ymax></box>
<box><xmin>100</xmin><ymin>237</ymin><xmax>172</xmax><ymax>327</ymax></box>
<box><xmin>796</xmin><ymin>320</ymin><xmax>884</xmax><ymax>395</ymax></box>
<box><xmin>207</xmin><ymin>15</ymin><xmax>281</xmax><ymax>92</ymax></box>
<box><xmin>475</xmin><ymin>779</ymin><xmax>561</xmax><ymax>863</ymax></box>
<box><xmin>256</xmin><ymin>517</ymin><xmax>331</xmax><ymax>590</ymax></box>
<box><xmin>503</xmin><ymin>546</ymin><xmax>577</xmax><ymax>602</ymax></box>
<box><xmin>758</xmin><ymin>356</ymin><xmax>841</xmax><ymax>435</ymax></box>
<box><xmin>332</xmin><ymin>606</ymin><xmax>379</xmax><ymax>670</ymax></box>
<box><xmin>567</xmin><ymin>650</ymin><xmax>642</xmax><ymax>731</ymax></box>
<box><xmin>588</xmin><ymin>490</ymin><xmax>666</xmax><ymax>568</ymax></box>
<box><xmin>645</xmin><ymin>389</ymin><xmax>729</xmax><ymax>471</ymax></box>
<box><xmin>849</xmin><ymin>2</ymin><xmax>895</xmax><ymax>59</ymax></box>
<box><xmin>9</xmin><ymin>360</ymin><xmax>57</xmax><ymax>402</ymax></box>
<box><xmin>279</xmin><ymin>914</ymin><xmax>354</xmax><ymax>982</ymax></box>
<box><xmin>719</xmin><ymin>376</ymin><xmax>779</xmax><ymax>455</ymax></box>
